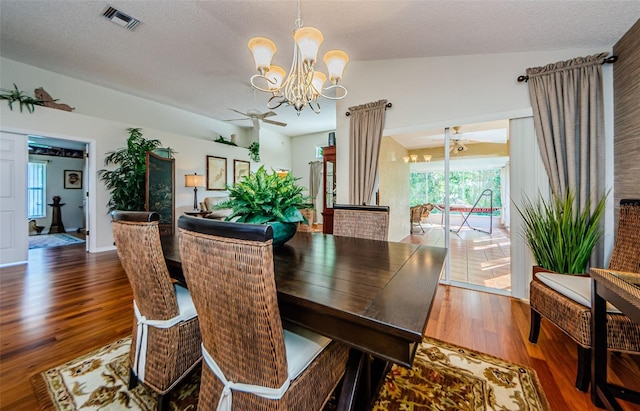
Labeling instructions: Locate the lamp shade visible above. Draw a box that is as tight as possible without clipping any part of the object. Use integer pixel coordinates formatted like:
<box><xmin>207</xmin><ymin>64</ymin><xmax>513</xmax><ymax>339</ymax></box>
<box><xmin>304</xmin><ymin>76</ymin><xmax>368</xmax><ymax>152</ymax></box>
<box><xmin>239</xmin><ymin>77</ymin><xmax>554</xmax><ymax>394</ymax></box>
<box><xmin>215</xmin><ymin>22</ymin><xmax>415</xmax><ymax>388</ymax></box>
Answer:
<box><xmin>185</xmin><ymin>174</ymin><xmax>205</xmax><ymax>188</ymax></box>
<box><xmin>294</xmin><ymin>27</ymin><xmax>323</xmax><ymax>65</ymax></box>
<box><xmin>323</xmin><ymin>49</ymin><xmax>349</xmax><ymax>83</ymax></box>
<box><xmin>266</xmin><ymin>65</ymin><xmax>286</xmax><ymax>90</ymax></box>
<box><xmin>248</xmin><ymin>37</ymin><xmax>277</xmax><ymax>73</ymax></box>
<box><xmin>410</xmin><ymin>154</ymin><xmax>418</xmax><ymax>162</ymax></box>
<box><xmin>423</xmin><ymin>155</ymin><xmax>432</xmax><ymax>162</ymax></box>
<box><xmin>311</xmin><ymin>71</ymin><xmax>326</xmax><ymax>95</ymax></box>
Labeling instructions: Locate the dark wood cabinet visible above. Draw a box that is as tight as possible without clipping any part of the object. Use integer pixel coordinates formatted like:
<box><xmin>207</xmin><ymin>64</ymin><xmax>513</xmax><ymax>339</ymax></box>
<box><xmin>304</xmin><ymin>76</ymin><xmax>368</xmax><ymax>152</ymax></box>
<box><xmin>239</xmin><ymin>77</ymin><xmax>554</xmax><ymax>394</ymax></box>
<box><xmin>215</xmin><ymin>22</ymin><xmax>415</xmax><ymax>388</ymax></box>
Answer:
<box><xmin>322</xmin><ymin>145</ymin><xmax>336</xmax><ymax>234</ymax></box>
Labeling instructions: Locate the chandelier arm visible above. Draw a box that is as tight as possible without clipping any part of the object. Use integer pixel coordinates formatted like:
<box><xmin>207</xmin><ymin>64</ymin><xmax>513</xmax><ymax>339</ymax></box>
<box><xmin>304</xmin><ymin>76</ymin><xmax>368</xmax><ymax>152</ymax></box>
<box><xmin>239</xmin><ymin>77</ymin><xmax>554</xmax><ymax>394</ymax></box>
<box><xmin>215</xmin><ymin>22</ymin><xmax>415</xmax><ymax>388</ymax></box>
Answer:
<box><xmin>318</xmin><ymin>84</ymin><xmax>348</xmax><ymax>100</ymax></box>
<box><xmin>308</xmin><ymin>101</ymin><xmax>321</xmax><ymax>114</ymax></box>
<box><xmin>250</xmin><ymin>74</ymin><xmax>285</xmax><ymax>94</ymax></box>
<box><xmin>266</xmin><ymin>95</ymin><xmax>286</xmax><ymax>110</ymax></box>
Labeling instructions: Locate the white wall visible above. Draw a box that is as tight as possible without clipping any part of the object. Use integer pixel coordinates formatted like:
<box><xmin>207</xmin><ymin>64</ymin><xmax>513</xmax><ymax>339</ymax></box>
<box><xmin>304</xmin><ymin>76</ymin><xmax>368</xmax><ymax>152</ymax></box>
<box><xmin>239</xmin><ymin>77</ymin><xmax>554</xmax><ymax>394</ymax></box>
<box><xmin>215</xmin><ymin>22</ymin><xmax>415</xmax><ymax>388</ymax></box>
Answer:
<box><xmin>334</xmin><ymin>48</ymin><xmax>612</xmax><ymax>205</ymax></box>
<box><xmin>258</xmin><ymin>127</ymin><xmax>292</xmax><ymax>172</ymax></box>
<box><xmin>379</xmin><ymin>137</ymin><xmax>410</xmax><ymax>242</ymax></box>
<box><xmin>0</xmin><ymin>57</ymin><xmax>251</xmax><ymax>144</ymax></box>
<box><xmin>1</xmin><ymin>58</ymin><xmax>291</xmax><ymax>257</ymax></box>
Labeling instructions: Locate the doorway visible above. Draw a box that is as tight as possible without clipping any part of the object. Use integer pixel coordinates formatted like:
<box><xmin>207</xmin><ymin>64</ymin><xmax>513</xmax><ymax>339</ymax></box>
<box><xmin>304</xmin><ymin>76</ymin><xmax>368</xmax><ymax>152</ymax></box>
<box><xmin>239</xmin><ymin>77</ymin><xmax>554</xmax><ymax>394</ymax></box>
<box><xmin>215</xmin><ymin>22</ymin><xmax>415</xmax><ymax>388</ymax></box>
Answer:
<box><xmin>386</xmin><ymin>119</ymin><xmax>512</xmax><ymax>295</ymax></box>
<box><xmin>27</xmin><ymin>135</ymin><xmax>89</xmax><ymax>252</ymax></box>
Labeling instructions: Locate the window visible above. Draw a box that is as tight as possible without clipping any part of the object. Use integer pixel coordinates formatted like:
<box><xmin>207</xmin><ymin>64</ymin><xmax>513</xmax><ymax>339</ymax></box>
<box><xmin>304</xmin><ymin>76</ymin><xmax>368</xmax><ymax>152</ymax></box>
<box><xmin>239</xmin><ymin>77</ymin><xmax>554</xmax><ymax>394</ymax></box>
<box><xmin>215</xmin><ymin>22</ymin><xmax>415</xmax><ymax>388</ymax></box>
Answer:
<box><xmin>411</xmin><ymin>168</ymin><xmax>503</xmax><ymax>212</ymax></box>
<box><xmin>28</xmin><ymin>162</ymin><xmax>46</xmax><ymax>218</ymax></box>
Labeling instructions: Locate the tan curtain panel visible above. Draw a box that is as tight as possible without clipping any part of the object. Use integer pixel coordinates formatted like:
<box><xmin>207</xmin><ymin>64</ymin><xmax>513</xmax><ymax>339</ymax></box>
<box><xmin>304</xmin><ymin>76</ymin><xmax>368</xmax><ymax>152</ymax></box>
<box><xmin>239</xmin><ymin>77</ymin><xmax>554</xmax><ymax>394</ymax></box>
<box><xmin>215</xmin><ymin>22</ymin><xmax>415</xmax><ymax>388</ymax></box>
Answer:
<box><xmin>526</xmin><ymin>52</ymin><xmax>607</xmax><ymax>211</ymax></box>
<box><xmin>308</xmin><ymin>161</ymin><xmax>323</xmax><ymax>223</ymax></box>
<box><xmin>348</xmin><ymin>99</ymin><xmax>388</xmax><ymax>205</ymax></box>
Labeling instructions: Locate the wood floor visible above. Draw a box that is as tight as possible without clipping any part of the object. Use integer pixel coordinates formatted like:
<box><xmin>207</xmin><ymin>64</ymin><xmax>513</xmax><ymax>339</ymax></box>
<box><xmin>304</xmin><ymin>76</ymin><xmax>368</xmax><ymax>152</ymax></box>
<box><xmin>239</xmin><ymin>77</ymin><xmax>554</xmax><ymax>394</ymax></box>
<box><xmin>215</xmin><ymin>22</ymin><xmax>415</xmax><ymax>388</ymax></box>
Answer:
<box><xmin>1</xmin><ymin>243</ymin><xmax>640</xmax><ymax>410</ymax></box>
<box><xmin>410</xmin><ymin>224</ymin><xmax>512</xmax><ymax>291</ymax></box>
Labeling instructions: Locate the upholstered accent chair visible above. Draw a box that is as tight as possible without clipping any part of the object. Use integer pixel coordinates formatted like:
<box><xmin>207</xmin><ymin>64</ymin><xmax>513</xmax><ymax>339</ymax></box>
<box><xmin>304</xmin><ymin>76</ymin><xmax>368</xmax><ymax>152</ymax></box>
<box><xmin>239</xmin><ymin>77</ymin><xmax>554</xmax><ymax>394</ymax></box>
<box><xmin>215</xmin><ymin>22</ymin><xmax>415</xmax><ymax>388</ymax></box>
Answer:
<box><xmin>177</xmin><ymin>216</ymin><xmax>349</xmax><ymax>410</ymax></box>
<box><xmin>528</xmin><ymin>199</ymin><xmax>640</xmax><ymax>391</ymax></box>
<box><xmin>333</xmin><ymin>204</ymin><xmax>390</xmax><ymax>241</ymax></box>
<box><xmin>111</xmin><ymin>211</ymin><xmax>202</xmax><ymax>411</ymax></box>
<box><xmin>200</xmin><ymin>196</ymin><xmax>233</xmax><ymax>220</ymax></box>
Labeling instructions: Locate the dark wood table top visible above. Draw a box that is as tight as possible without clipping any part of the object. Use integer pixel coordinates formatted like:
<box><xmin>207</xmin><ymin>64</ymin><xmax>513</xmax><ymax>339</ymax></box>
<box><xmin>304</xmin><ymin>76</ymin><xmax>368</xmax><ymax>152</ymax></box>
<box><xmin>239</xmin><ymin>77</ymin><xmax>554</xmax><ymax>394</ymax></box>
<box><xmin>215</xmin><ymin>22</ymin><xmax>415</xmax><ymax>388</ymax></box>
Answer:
<box><xmin>162</xmin><ymin>231</ymin><xmax>446</xmax><ymax>367</ymax></box>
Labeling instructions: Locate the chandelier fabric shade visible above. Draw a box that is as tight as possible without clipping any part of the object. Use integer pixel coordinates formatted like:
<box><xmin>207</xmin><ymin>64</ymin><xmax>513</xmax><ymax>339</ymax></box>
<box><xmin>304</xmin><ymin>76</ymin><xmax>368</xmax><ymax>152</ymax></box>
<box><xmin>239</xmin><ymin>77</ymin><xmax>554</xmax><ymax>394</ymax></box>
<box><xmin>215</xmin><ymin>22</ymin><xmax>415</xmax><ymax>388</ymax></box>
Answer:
<box><xmin>248</xmin><ymin>1</ymin><xmax>349</xmax><ymax>114</ymax></box>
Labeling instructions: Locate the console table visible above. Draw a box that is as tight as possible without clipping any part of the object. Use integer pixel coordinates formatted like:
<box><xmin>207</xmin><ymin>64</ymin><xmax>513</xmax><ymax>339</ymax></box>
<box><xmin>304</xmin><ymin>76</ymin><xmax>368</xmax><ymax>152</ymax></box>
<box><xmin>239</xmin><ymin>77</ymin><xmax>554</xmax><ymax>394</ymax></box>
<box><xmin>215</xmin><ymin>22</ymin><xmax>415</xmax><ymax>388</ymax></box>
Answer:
<box><xmin>590</xmin><ymin>268</ymin><xmax>640</xmax><ymax>410</ymax></box>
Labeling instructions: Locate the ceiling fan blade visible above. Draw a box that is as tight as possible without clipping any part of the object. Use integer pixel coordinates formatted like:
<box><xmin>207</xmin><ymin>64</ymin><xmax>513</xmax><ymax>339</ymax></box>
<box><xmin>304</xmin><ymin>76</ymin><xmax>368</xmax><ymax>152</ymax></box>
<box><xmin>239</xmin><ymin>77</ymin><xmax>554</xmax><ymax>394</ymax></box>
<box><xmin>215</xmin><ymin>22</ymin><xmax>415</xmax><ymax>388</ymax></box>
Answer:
<box><xmin>261</xmin><ymin>111</ymin><xmax>277</xmax><ymax>118</ymax></box>
<box><xmin>224</xmin><ymin>117</ymin><xmax>250</xmax><ymax>122</ymax></box>
<box><xmin>263</xmin><ymin>119</ymin><xmax>287</xmax><ymax>127</ymax></box>
<box><xmin>228</xmin><ymin>108</ymin><xmax>249</xmax><ymax>117</ymax></box>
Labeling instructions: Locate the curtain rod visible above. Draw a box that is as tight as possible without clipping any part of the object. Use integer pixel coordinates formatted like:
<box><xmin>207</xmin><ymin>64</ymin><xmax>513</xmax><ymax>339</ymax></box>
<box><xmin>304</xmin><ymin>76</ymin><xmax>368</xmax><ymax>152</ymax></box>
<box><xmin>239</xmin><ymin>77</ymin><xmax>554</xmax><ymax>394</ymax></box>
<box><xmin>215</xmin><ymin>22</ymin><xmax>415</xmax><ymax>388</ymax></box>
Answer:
<box><xmin>345</xmin><ymin>102</ymin><xmax>392</xmax><ymax>116</ymax></box>
<box><xmin>516</xmin><ymin>55</ymin><xmax>618</xmax><ymax>83</ymax></box>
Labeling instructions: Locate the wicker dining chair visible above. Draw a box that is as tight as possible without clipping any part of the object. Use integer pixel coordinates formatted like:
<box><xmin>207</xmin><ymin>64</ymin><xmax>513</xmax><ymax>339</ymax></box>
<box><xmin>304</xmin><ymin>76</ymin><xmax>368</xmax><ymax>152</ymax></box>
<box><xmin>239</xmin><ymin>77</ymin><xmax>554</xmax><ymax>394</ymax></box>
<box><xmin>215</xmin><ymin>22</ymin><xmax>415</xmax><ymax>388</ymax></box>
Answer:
<box><xmin>111</xmin><ymin>211</ymin><xmax>202</xmax><ymax>411</ymax></box>
<box><xmin>177</xmin><ymin>216</ymin><xmax>349</xmax><ymax>410</ymax></box>
<box><xmin>421</xmin><ymin>203</ymin><xmax>435</xmax><ymax>224</ymax></box>
<box><xmin>297</xmin><ymin>208</ymin><xmax>314</xmax><ymax>233</ymax></box>
<box><xmin>528</xmin><ymin>199</ymin><xmax>640</xmax><ymax>391</ymax></box>
<box><xmin>410</xmin><ymin>205</ymin><xmax>425</xmax><ymax>233</ymax></box>
<box><xmin>333</xmin><ymin>204</ymin><xmax>390</xmax><ymax>241</ymax></box>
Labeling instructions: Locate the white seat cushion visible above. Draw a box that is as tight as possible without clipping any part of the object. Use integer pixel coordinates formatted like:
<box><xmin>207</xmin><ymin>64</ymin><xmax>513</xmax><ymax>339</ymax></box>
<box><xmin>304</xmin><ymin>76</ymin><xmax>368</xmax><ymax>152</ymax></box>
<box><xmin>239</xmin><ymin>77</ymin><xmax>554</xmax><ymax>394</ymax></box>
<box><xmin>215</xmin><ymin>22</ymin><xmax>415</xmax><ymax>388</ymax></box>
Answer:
<box><xmin>283</xmin><ymin>323</ymin><xmax>332</xmax><ymax>381</ymax></box>
<box><xmin>535</xmin><ymin>272</ymin><xmax>621</xmax><ymax>314</ymax></box>
<box><xmin>174</xmin><ymin>284</ymin><xmax>197</xmax><ymax>318</ymax></box>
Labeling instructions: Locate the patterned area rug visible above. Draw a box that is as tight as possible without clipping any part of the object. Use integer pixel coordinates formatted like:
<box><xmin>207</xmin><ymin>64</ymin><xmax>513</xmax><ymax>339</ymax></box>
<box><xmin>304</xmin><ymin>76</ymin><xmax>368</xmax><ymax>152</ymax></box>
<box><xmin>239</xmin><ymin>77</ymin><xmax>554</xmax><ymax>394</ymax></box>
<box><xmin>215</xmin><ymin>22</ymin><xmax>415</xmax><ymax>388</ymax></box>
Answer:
<box><xmin>372</xmin><ymin>337</ymin><xmax>550</xmax><ymax>410</ymax></box>
<box><xmin>29</xmin><ymin>233</ymin><xmax>85</xmax><ymax>249</ymax></box>
<box><xmin>31</xmin><ymin>336</ymin><xmax>550</xmax><ymax>410</ymax></box>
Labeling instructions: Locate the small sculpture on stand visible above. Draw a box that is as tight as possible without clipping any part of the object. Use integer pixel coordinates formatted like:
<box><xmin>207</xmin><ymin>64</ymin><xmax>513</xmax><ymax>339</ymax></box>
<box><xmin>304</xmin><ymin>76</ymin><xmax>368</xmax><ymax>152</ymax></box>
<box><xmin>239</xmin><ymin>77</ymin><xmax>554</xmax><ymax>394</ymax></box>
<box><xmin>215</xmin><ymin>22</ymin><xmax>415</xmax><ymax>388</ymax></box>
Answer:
<box><xmin>48</xmin><ymin>196</ymin><xmax>66</xmax><ymax>233</ymax></box>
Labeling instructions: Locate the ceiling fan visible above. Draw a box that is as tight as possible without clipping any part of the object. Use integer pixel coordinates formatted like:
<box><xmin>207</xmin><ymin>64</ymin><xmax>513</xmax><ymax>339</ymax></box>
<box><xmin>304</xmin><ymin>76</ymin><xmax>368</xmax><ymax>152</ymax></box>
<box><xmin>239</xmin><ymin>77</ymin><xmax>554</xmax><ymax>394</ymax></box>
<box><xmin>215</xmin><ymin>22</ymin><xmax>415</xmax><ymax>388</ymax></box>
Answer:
<box><xmin>224</xmin><ymin>108</ymin><xmax>287</xmax><ymax>127</ymax></box>
<box><xmin>450</xmin><ymin>126</ymin><xmax>469</xmax><ymax>153</ymax></box>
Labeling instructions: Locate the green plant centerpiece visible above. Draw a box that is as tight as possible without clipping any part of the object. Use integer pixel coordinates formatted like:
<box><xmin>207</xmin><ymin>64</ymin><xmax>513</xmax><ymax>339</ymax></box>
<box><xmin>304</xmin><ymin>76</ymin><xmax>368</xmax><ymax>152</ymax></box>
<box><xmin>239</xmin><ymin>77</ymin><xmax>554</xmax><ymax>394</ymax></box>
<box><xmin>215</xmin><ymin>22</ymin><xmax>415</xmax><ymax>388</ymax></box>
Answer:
<box><xmin>216</xmin><ymin>166</ymin><xmax>312</xmax><ymax>246</ymax></box>
<box><xmin>98</xmin><ymin>128</ymin><xmax>174</xmax><ymax>211</ymax></box>
<box><xmin>514</xmin><ymin>189</ymin><xmax>607</xmax><ymax>274</ymax></box>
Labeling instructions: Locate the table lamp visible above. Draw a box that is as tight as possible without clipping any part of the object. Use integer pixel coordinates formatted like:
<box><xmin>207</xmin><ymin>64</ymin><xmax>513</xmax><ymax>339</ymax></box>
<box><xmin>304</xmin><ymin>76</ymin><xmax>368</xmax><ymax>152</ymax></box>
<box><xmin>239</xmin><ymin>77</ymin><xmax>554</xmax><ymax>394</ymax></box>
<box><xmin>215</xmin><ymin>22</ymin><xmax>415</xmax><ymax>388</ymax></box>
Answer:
<box><xmin>184</xmin><ymin>173</ymin><xmax>205</xmax><ymax>210</ymax></box>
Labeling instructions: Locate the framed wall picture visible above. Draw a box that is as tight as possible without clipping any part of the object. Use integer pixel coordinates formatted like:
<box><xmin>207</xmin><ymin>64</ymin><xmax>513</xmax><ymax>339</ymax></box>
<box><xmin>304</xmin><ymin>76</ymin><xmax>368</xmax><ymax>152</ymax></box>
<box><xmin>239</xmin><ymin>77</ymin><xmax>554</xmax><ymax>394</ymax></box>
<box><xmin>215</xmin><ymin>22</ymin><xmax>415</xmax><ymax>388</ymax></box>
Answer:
<box><xmin>234</xmin><ymin>159</ymin><xmax>250</xmax><ymax>184</ymax></box>
<box><xmin>206</xmin><ymin>155</ymin><xmax>227</xmax><ymax>190</ymax></box>
<box><xmin>64</xmin><ymin>170</ymin><xmax>82</xmax><ymax>189</ymax></box>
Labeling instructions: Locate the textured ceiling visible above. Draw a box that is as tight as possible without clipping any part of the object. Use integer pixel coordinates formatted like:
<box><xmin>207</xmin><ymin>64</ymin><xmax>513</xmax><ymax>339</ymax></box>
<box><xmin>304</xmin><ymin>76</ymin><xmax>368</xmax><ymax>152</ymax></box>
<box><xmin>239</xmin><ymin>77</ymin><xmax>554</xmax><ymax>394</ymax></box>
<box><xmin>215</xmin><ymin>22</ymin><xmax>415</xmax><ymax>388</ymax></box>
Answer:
<box><xmin>1</xmin><ymin>1</ymin><xmax>639</xmax><ymax>137</ymax></box>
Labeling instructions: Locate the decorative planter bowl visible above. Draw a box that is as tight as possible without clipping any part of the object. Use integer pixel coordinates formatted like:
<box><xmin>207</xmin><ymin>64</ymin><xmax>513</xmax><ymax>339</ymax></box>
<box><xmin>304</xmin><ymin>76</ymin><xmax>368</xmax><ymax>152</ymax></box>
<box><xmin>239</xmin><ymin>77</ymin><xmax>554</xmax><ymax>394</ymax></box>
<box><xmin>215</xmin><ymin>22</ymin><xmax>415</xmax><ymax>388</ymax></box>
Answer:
<box><xmin>268</xmin><ymin>221</ymin><xmax>298</xmax><ymax>247</ymax></box>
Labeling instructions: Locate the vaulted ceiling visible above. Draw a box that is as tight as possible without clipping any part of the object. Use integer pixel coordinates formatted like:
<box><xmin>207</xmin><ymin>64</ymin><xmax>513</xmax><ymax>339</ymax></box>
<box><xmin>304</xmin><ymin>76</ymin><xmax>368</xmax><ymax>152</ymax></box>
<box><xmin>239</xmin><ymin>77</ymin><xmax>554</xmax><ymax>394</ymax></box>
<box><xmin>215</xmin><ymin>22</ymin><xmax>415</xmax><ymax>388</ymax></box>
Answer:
<box><xmin>1</xmin><ymin>1</ymin><xmax>638</xmax><ymax>136</ymax></box>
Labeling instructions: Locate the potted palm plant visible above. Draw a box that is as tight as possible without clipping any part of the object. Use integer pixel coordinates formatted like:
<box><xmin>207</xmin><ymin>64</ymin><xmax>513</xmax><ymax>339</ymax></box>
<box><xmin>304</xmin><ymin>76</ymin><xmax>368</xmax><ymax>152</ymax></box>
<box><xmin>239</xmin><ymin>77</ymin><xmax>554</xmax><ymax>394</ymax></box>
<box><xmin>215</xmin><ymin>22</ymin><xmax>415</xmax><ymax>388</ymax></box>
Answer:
<box><xmin>98</xmin><ymin>128</ymin><xmax>173</xmax><ymax>211</ymax></box>
<box><xmin>214</xmin><ymin>166</ymin><xmax>312</xmax><ymax>246</ymax></box>
<box><xmin>514</xmin><ymin>189</ymin><xmax>607</xmax><ymax>274</ymax></box>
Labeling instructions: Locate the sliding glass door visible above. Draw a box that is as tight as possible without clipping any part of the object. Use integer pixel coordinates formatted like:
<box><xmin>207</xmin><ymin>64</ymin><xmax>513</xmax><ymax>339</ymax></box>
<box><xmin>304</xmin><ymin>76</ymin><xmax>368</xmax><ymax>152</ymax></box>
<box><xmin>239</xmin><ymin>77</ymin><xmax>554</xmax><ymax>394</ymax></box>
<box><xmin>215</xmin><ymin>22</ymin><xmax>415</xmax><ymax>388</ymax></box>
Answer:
<box><xmin>403</xmin><ymin>120</ymin><xmax>512</xmax><ymax>295</ymax></box>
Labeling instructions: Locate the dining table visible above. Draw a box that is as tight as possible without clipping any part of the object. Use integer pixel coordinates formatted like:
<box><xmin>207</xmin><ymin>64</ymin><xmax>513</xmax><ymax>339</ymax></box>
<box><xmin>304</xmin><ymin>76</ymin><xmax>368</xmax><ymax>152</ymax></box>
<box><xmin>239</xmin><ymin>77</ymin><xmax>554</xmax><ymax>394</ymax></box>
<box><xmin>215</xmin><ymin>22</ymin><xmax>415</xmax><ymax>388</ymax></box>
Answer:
<box><xmin>590</xmin><ymin>268</ymin><xmax>640</xmax><ymax>410</ymax></box>
<box><xmin>162</xmin><ymin>230</ymin><xmax>447</xmax><ymax>411</ymax></box>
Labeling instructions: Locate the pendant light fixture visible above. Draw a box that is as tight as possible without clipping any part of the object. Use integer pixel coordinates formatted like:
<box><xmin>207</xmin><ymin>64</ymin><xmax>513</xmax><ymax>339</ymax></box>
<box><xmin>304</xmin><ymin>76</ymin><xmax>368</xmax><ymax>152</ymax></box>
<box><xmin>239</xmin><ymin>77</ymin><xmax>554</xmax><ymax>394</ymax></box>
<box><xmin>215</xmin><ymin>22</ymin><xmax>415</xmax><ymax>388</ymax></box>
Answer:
<box><xmin>248</xmin><ymin>0</ymin><xmax>349</xmax><ymax>115</ymax></box>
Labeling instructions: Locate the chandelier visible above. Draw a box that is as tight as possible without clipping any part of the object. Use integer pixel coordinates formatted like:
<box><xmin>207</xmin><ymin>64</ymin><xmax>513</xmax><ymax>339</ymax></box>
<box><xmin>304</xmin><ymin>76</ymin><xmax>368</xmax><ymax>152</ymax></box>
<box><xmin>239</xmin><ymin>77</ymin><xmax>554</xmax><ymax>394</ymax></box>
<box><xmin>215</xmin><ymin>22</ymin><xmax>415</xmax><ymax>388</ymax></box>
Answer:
<box><xmin>247</xmin><ymin>1</ymin><xmax>349</xmax><ymax>115</ymax></box>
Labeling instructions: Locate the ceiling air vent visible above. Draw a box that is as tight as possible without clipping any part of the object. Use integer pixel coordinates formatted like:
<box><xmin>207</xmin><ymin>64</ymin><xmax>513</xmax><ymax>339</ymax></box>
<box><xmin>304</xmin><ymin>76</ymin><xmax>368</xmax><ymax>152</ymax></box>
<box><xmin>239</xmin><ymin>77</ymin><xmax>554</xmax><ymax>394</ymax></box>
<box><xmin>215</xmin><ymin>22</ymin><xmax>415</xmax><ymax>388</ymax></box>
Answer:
<box><xmin>102</xmin><ymin>6</ymin><xmax>140</xmax><ymax>31</ymax></box>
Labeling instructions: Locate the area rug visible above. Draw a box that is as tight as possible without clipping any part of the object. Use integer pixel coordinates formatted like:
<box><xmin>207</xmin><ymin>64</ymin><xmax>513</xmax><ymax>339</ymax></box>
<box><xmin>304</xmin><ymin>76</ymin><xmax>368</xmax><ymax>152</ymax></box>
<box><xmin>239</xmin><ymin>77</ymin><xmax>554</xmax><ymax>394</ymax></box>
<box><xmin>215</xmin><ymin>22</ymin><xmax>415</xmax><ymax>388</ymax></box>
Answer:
<box><xmin>372</xmin><ymin>337</ymin><xmax>550</xmax><ymax>410</ymax></box>
<box><xmin>31</xmin><ymin>337</ymin><xmax>200</xmax><ymax>411</ymax></box>
<box><xmin>29</xmin><ymin>233</ymin><xmax>85</xmax><ymax>249</ymax></box>
<box><xmin>32</xmin><ymin>336</ymin><xmax>550</xmax><ymax>411</ymax></box>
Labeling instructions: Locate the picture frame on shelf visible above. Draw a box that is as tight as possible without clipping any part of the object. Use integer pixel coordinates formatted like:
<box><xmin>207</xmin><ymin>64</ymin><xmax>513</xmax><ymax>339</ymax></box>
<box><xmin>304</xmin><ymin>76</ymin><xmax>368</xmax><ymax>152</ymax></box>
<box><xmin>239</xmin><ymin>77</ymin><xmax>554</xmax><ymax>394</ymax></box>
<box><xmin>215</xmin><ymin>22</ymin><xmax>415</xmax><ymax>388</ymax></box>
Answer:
<box><xmin>234</xmin><ymin>159</ymin><xmax>250</xmax><ymax>184</ymax></box>
<box><xmin>206</xmin><ymin>155</ymin><xmax>227</xmax><ymax>190</ymax></box>
<box><xmin>64</xmin><ymin>170</ymin><xmax>82</xmax><ymax>189</ymax></box>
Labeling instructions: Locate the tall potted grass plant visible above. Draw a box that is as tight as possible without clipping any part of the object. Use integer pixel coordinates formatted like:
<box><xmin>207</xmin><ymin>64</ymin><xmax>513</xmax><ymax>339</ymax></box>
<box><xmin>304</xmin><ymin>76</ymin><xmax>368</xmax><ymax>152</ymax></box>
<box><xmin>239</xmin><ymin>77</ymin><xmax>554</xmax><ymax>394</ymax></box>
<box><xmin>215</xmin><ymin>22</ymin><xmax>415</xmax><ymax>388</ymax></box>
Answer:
<box><xmin>514</xmin><ymin>190</ymin><xmax>607</xmax><ymax>274</ymax></box>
